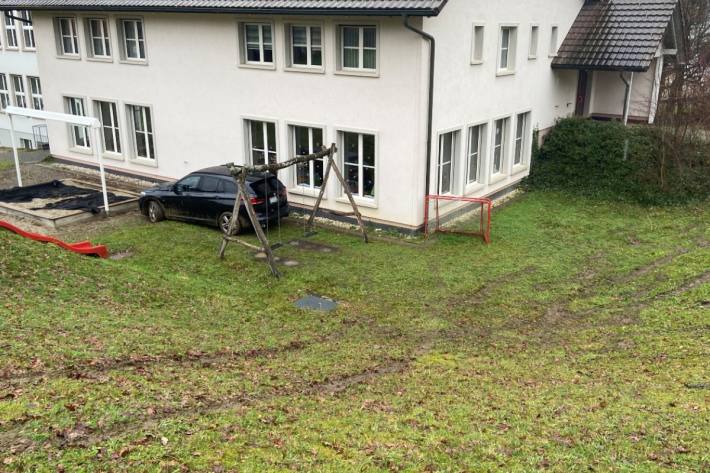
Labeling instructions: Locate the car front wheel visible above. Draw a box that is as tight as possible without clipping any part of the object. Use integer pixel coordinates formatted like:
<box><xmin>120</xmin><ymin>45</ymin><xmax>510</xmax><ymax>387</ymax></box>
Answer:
<box><xmin>219</xmin><ymin>212</ymin><xmax>244</xmax><ymax>235</ymax></box>
<box><xmin>147</xmin><ymin>200</ymin><xmax>165</xmax><ymax>223</ymax></box>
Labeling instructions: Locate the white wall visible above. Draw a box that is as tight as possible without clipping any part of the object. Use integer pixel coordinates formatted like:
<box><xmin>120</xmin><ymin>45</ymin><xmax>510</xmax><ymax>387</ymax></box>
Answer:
<box><xmin>589</xmin><ymin>61</ymin><xmax>659</xmax><ymax>121</ymax></box>
<box><xmin>33</xmin><ymin>12</ymin><xmax>426</xmax><ymax>227</ymax></box>
<box><xmin>421</xmin><ymin>0</ymin><xmax>582</xmax><ymax>222</ymax></box>
<box><xmin>0</xmin><ymin>22</ymin><xmax>45</xmax><ymax>148</ymax></box>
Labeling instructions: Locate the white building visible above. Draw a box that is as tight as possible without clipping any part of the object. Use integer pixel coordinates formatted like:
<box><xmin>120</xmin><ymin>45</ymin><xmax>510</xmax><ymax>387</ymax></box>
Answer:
<box><xmin>0</xmin><ymin>0</ymin><xmax>682</xmax><ymax>229</ymax></box>
<box><xmin>0</xmin><ymin>9</ymin><xmax>47</xmax><ymax>149</ymax></box>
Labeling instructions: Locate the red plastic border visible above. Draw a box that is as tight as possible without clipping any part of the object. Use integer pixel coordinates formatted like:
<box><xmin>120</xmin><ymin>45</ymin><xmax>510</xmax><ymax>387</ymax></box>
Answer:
<box><xmin>0</xmin><ymin>220</ymin><xmax>108</xmax><ymax>258</ymax></box>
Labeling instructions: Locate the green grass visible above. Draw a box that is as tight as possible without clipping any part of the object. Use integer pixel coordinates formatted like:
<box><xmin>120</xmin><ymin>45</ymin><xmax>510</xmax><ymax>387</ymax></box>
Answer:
<box><xmin>0</xmin><ymin>191</ymin><xmax>708</xmax><ymax>472</ymax></box>
<box><xmin>0</xmin><ymin>160</ymin><xmax>16</xmax><ymax>172</ymax></box>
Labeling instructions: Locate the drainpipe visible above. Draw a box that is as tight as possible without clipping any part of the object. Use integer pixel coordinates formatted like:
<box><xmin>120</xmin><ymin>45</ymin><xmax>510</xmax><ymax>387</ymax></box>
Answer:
<box><xmin>620</xmin><ymin>71</ymin><xmax>634</xmax><ymax>126</ymax></box>
<box><xmin>403</xmin><ymin>15</ymin><xmax>435</xmax><ymax>226</ymax></box>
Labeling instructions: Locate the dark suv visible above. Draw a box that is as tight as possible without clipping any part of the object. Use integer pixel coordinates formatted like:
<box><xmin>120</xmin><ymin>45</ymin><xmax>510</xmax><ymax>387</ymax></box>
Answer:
<box><xmin>139</xmin><ymin>165</ymin><xmax>288</xmax><ymax>234</ymax></box>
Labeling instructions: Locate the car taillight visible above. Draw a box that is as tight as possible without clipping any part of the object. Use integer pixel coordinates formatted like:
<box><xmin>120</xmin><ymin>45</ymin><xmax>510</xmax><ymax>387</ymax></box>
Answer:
<box><xmin>250</xmin><ymin>197</ymin><xmax>265</xmax><ymax>205</ymax></box>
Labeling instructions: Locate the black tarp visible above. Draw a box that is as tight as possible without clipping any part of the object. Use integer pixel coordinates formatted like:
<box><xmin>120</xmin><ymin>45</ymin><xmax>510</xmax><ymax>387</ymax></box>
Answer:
<box><xmin>0</xmin><ymin>180</ymin><xmax>89</xmax><ymax>203</ymax></box>
<box><xmin>36</xmin><ymin>192</ymin><xmax>131</xmax><ymax>214</ymax></box>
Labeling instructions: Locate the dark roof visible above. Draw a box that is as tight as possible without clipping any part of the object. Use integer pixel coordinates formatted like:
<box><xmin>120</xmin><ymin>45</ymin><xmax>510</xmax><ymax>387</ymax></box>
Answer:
<box><xmin>0</xmin><ymin>0</ymin><xmax>447</xmax><ymax>15</ymax></box>
<box><xmin>552</xmin><ymin>0</ymin><xmax>678</xmax><ymax>72</ymax></box>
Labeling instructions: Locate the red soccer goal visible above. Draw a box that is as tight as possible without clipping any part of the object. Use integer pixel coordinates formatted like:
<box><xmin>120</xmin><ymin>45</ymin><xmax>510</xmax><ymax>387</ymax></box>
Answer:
<box><xmin>424</xmin><ymin>194</ymin><xmax>492</xmax><ymax>243</ymax></box>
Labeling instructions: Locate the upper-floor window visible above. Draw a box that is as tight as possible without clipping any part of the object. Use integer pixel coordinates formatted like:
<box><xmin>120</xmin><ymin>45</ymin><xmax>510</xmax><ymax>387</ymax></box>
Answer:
<box><xmin>529</xmin><ymin>25</ymin><xmax>539</xmax><ymax>59</ymax></box>
<box><xmin>470</xmin><ymin>24</ymin><xmax>484</xmax><ymax>64</ymax></box>
<box><xmin>55</xmin><ymin>17</ymin><xmax>79</xmax><ymax>56</ymax></box>
<box><xmin>293</xmin><ymin>125</ymin><xmax>324</xmax><ymax>188</ymax></box>
<box><xmin>339</xmin><ymin>25</ymin><xmax>377</xmax><ymax>72</ymax></box>
<box><xmin>65</xmin><ymin>96</ymin><xmax>90</xmax><ymax>149</ymax></box>
<box><xmin>549</xmin><ymin>26</ymin><xmax>559</xmax><ymax>56</ymax></box>
<box><xmin>341</xmin><ymin>131</ymin><xmax>376</xmax><ymax>198</ymax></box>
<box><xmin>497</xmin><ymin>26</ymin><xmax>517</xmax><ymax>75</ymax></box>
<box><xmin>287</xmin><ymin>25</ymin><xmax>322</xmax><ymax>69</ymax></box>
<box><xmin>0</xmin><ymin>75</ymin><xmax>10</xmax><ymax>110</ymax></box>
<box><xmin>11</xmin><ymin>75</ymin><xmax>26</xmax><ymax>108</ymax></box>
<box><xmin>95</xmin><ymin>100</ymin><xmax>121</xmax><ymax>154</ymax></box>
<box><xmin>19</xmin><ymin>11</ymin><xmax>35</xmax><ymax>49</ymax></box>
<box><xmin>4</xmin><ymin>12</ymin><xmax>19</xmax><ymax>49</ymax></box>
<box><xmin>28</xmin><ymin>77</ymin><xmax>42</xmax><ymax>110</ymax></box>
<box><xmin>514</xmin><ymin>112</ymin><xmax>530</xmax><ymax>166</ymax></box>
<box><xmin>119</xmin><ymin>19</ymin><xmax>146</xmax><ymax>61</ymax></box>
<box><xmin>492</xmin><ymin>117</ymin><xmax>510</xmax><ymax>175</ymax></box>
<box><xmin>86</xmin><ymin>18</ymin><xmax>111</xmax><ymax>58</ymax></box>
<box><xmin>128</xmin><ymin>104</ymin><xmax>155</xmax><ymax>160</ymax></box>
<box><xmin>242</xmin><ymin>23</ymin><xmax>273</xmax><ymax>65</ymax></box>
<box><xmin>247</xmin><ymin>120</ymin><xmax>277</xmax><ymax>165</ymax></box>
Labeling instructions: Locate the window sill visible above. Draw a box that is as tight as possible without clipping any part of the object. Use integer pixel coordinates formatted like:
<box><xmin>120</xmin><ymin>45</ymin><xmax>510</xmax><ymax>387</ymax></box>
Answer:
<box><xmin>464</xmin><ymin>182</ymin><xmax>485</xmax><ymax>195</ymax></box>
<box><xmin>489</xmin><ymin>173</ymin><xmax>507</xmax><ymax>185</ymax></box>
<box><xmin>102</xmin><ymin>151</ymin><xmax>124</xmax><ymax>162</ymax></box>
<box><xmin>5</xmin><ymin>47</ymin><xmax>19</xmax><ymax>51</ymax></box>
<box><xmin>239</xmin><ymin>62</ymin><xmax>276</xmax><ymax>71</ymax></box>
<box><xmin>496</xmin><ymin>69</ymin><xmax>516</xmax><ymax>77</ymax></box>
<box><xmin>129</xmin><ymin>157</ymin><xmax>158</xmax><ymax>168</ymax></box>
<box><xmin>511</xmin><ymin>163</ymin><xmax>528</xmax><ymax>176</ymax></box>
<box><xmin>336</xmin><ymin>195</ymin><xmax>377</xmax><ymax>209</ymax></box>
<box><xmin>119</xmin><ymin>58</ymin><xmax>148</xmax><ymax>66</ymax></box>
<box><xmin>528</xmin><ymin>55</ymin><xmax>537</xmax><ymax>60</ymax></box>
<box><xmin>289</xmin><ymin>186</ymin><xmax>325</xmax><ymax>198</ymax></box>
<box><xmin>284</xmin><ymin>65</ymin><xmax>325</xmax><ymax>74</ymax></box>
<box><xmin>334</xmin><ymin>69</ymin><xmax>379</xmax><ymax>78</ymax></box>
<box><xmin>87</xmin><ymin>56</ymin><xmax>113</xmax><ymax>63</ymax></box>
<box><xmin>21</xmin><ymin>48</ymin><xmax>36</xmax><ymax>53</ymax></box>
<box><xmin>470</xmin><ymin>60</ymin><xmax>483</xmax><ymax>66</ymax></box>
<box><xmin>69</xmin><ymin>146</ymin><xmax>94</xmax><ymax>156</ymax></box>
<box><xmin>56</xmin><ymin>54</ymin><xmax>81</xmax><ymax>60</ymax></box>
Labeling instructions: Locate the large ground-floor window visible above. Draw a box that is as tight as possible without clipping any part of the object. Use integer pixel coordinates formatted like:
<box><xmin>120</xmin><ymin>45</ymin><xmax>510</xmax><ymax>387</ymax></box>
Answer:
<box><xmin>467</xmin><ymin>124</ymin><xmax>485</xmax><ymax>185</ymax></box>
<box><xmin>95</xmin><ymin>100</ymin><xmax>121</xmax><ymax>154</ymax></box>
<box><xmin>293</xmin><ymin>125</ymin><xmax>324</xmax><ymax>188</ymax></box>
<box><xmin>341</xmin><ymin>131</ymin><xmax>375</xmax><ymax>198</ymax></box>
<box><xmin>65</xmin><ymin>96</ymin><xmax>90</xmax><ymax>149</ymax></box>
<box><xmin>514</xmin><ymin>111</ymin><xmax>530</xmax><ymax>166</ymax></box>
<box><xmin>492</xmin><ymin>117</ymin><xmax>509</xmax><ymax>175</ymax></box>
<box><xmin>127</xmin><ymin>104</ymin><xmax>155</xmax><ymax>160</ymax></box>
<box><xmin>437</xmin><ymin>130</ymin><xmax>458</xmax><ymax>194</ymax></box>
<box><xmin>247</xmin><ymin>120</ymin><xmax>277</xmax><ymax>166</ymax></box>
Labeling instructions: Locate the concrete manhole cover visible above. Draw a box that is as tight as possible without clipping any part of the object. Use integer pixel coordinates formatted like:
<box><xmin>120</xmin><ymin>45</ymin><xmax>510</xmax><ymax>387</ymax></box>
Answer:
<box><xmin>294</xmin><ymin>295</ymin><xmax>338</xmax><ymax>312</ymax></box>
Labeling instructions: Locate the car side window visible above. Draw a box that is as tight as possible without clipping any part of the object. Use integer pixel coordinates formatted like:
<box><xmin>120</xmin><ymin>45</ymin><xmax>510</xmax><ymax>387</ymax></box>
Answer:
<box><xmin>197</xmin><ymin>176</ymin><xmax>220</xmax><ymax>193</ymax></box>
<box><xmin>176</xmin><ymin>175</ymin><xmax>200</xmax><ymax>192</ymax></box>
<box><xmin>219</xmin><ymin>178</ymin><xmax>237</xmax><ymax>194</ymax></box>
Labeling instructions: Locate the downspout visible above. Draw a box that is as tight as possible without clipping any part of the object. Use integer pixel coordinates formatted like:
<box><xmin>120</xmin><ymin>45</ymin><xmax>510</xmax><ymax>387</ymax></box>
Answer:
<box><xmin>403</xmin><ymin>15</ymin><xmax>435</xmax><ymax>227</ymax></box>
<box><xmin>620</xmin><ymin>71</ymin><xmax>634</xmax><ymax>126</ymax></box>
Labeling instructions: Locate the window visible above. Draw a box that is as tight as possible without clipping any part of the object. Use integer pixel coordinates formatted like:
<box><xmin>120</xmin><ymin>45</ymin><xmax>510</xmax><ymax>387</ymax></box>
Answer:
<box><xmin>20</xmin><ymin>11</ymin><xmax>34</xmax><ymax>49</ymax></box>
<box><xmin>466</xmin><ymin>124</ymin><xmax>485</xmax><ymax>184</ymax></box>
<box><xmin>5</xmin><ymin>12</ymin><xmax>18</xmax><ymax>48</ymax></box>
<box><xmin>11</xmin><ymin>75</ymin><xmax>26</xmax><ymax>108</ymax></box>
<box><xmin>0</xmin><ymin>75</ymin><xmax>10</xmax><ymax>110</ymax></box>
<box><xmin>341</xmin><ymin>131</ymin><xmax>375</xmax><ymax>198</ymax></box>
<box><xmin>288</xmin><ymin>25</ymin><xmax>322</xmax><ymax>68</ymax></box>
<box><xmin>86</xmin><ymin>18</ymin><xmax>111</xmax><ymax>58</ymax></box>
<box><xmin>529</xmin><ymin>25</ymin><xmax>539</xmax><ymax>59</ymax></box>
<box><xmin>128</xmin><ymin>105</ymin><xmax>155</xmax><ymax>160</ymax></box>
<box><xmin>56</xmin><ymin>17</ymin><xmax>79</xmax><ymax>56</ymax></box>
<box><xmin>498</xmin><ymin>26</ymin><xmax>517</xmax><ymax>74</ymax></box>
<box><xmin>242</xmin><ymin>23</ymin><xmax>273</xmax><ymax>65</ymax></box>
<box><xmin>293</xmin><ymin>126</ymin><xmax>324</xmax><ymax>188</ymax></box>
<box><xmin>471</xmin><ymin>24</ymin><xmax>484</xmax><ymax>64</ymax></box>
<box><xmin>437</xmin><ymin>131</ymin><xmax>458</xmax><ymax>194</ymax></box>
<box><xmin>28</xmin><ymin>77</ymin><xmax>42</xmax><ymax>110</ymax></box>
<box><xmin>119</xmin><ymin>19</ymin><xmax>146</xmax><ymax>61</ymax></box>
<box><xmin>492</xmin><ymin>118</ymin><xmax>509</xmax><ymax>175</ymax></box>
<box><xmin>96</xmin><ymin>101</ymin><xmax>121</xmax><ymax>154</ymax></box>
<box><xmin>65</xmin><ymin>97</ymin><xmax>90</xmax><ymax>149</ymax></box>
<box><xmin>247</xmin><ymin>120</ymin><xmax>277</xmax><ymax>165</ymax></box>
<box><xmin>549</xmin><ymin>26</ymin><xmax>559</xmax><ymax>56</ymax></box>
<box><xmin>20</xmin><ymin>138</ymin><xmax>32</xmax><ymax>149</ymax></box>
<box><xmin>339</xmin><ymin>25</ymin><xmax>377</xmax><ymax>71</ymax></box>
<box><xmin>514</xmin><ymin>112</ymin><xmax>530</xmax><ymax>166</ymax></box>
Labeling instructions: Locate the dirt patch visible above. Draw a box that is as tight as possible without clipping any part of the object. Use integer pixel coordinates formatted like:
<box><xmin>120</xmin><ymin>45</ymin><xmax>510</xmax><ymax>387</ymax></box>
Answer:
<box><xmin>288</xmin><ymin>239</ymin><xmax>339</xmax><ymax>253</ymax></box>
<box><xmin>109</xmin><ymin>250</ymin><xmax>135</xmax><ymax>261</ymax></box>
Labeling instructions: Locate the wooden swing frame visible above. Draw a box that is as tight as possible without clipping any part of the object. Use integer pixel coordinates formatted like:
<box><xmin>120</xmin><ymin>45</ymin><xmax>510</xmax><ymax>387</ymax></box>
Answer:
<box><xmin>218</xmin><ymin>143</ymin><xmax>368</xmax><ymax>278</ymax></box>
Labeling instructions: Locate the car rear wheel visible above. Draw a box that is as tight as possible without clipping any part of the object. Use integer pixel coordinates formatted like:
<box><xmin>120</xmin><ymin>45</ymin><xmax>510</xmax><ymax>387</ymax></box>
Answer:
<box><xmin>219</xmin><ymin>212</ymin><xmax>244</xmax><ymax>235</ymax></box>
<box><xmin>147</xmin><ymin>200</ymin><xmax>165</xmax><ymax>223</ymax></box>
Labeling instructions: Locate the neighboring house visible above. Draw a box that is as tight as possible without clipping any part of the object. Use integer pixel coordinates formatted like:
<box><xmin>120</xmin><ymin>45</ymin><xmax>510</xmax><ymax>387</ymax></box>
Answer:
<box><xmin>0</xmin><ymin>9</ymin><xmax>47</xmax><ymax>149</ymax></box>
<box><xmin>0</xmin><ymin>0</ymin><xmax>684</xmax><ymax>229</ymax></box>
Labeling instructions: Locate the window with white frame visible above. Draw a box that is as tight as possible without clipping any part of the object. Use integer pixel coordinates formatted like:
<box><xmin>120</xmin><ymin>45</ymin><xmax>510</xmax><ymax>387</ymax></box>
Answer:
<box><xmin>96</xmin><ymin>101</ymin><xmax>121</xmax><ymax>154</ymax></box>
<box><xmin>19</xmin><ymin>11</ymin><xmax>35</xmax><ymax>49</ymax></box>
<box><xmin>471</xmin><ymin>24</ymin><xmax>484</xmax><ymax>64</ymax></box>
<box><xmin>55</xmin><ymin>17</ymin><xmax>79</xmax><ymax>56</ymax></box>
<box><xmin>0</xmin><ymin>75</ymin><xmax>10</xmax><ymax>110</ymax></box>
<box><xmin>342</xmin><ymin>131</ymin><xmax>375</xmax><ymax>198</ymax></box>
<box><xmin>497</xmin><ymin>26</ymin><xmax>517</xmax><ymax>74</ymax></box>
<box><xmin>466</xmin><ymin>124</ymin><xmax>485</xmax><ymax>184</ymax></box>
<box><xmin>119</xmin><ymin>19</ymin><xmax>146</xmax><ymax>61</ymax></box>
<box><xmin>549</xmin><ymin>26</ymin><xmax>559</xmax><ymax>56</ymax></box>
<box><xmin>339</xmin><ymin>25</ymin><xmax>377</xmax><ymax>71</ymax></box>
<box><xmin>5</xmin><ymin>12</ymin><xmax>18</xmax><ymax>48</ymax></box>
<box><xmin>492</xmin><ymin>117</ymin><xmax>509</xmax><ymax>175</ymax></box>
<box><xmin>242</xmin><ymin>23</ymin><xmax>273</xmax><ymax>65</ymax></box>
<box><xmin>437</xmin><ymin>131</ymin><xmax>458</xmax><ymax>194</ymax></box>
<box><xmin>288</xmin><ymin>25</ymin><xmax>322</xmax><ymax>68</ymax></box>
<box><xmin>529</xmin><ymin>25</ymin><xmax>539</xmax><ymax>59</ymax></box>
<box><xmin>11</xmin><ymin>75</ymin><xmax>26</xmax><ymax>108</ymax></box>
<box><xmin>128</xmin><ymin>104</ymin><xmax>155</xmax><ymax>160</ymax></box>
<box><xmin>513</xmin><ymin>112</ymin><xmax>530</xmax><ymax>166</ymax></box>
<box><xmin>65</xmin><ymin>97</ymin><xmax>90</xmax><ymax>149</ymax></box>
<box><xmin>293</xmin><ymin>125</ymin><xmax>324</xmax><ymax>188</ymax></box>
<box><xmin>86</xmin><ymin>18</ymin><xmax>111</xmax><ymax>58</ymax></box>
<box><xmin>247</xmin><ymin>120</ymin><xmax>277</xmax><ymax>165</ymax></box>
<box><xmin>28</xmin><ymin>77</ymin><xmax>42</xmax><ymax>110</ymax></box>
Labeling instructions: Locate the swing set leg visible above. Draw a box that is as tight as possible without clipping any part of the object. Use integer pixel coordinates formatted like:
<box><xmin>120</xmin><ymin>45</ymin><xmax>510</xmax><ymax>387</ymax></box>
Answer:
<box><xmin>306</xmin><ymin>149</ymin><xmax>333</xmax><ymax>235</ymax></box>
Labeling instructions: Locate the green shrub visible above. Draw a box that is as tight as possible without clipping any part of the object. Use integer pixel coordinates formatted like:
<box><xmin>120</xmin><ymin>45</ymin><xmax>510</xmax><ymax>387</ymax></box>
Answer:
<box><xmin>525</xmin><ymin>117</ymin><xmax>709</xmax><ymax>205</ymax></box>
